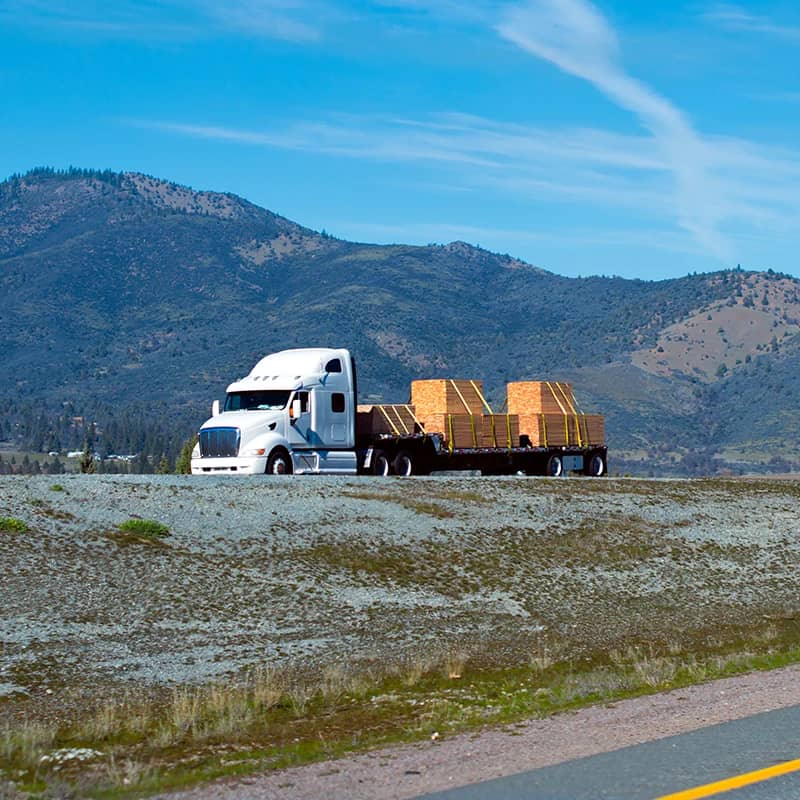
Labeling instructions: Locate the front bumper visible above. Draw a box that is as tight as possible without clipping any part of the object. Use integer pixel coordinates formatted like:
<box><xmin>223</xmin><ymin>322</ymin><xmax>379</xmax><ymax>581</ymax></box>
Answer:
<box><xmin>191</xmin><ymin>456</ymin><xmax>267</xmax><ymax>475</ymax></box>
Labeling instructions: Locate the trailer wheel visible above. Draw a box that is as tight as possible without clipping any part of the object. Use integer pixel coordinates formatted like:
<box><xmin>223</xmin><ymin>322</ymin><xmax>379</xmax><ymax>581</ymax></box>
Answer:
<box><xmin>371</xmin><ymin>450</ymin><xmax>391</xmax><ymax>476</ymax></box>
<box><xmin>546</xmin><ymin>455</ymin><xmax>563</xmax><ymax>477</ymax></box>
<box><xmin>587</xmin><ymin>453</ymin><xmax>606</xmax><ymax>477</ymax></box>
<box><xmin>393</xmin><ymin>450</ymin><xmax>413</xmax><ymax>476</ymax></box>
<box><xmin>266</xmin><ymin>448</ymin><xmax>293</xmax><ymax>475</ymax></box>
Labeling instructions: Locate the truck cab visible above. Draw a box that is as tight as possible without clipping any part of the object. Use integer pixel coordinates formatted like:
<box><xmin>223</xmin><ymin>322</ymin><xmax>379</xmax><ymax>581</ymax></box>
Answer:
<box><xmin>191</xmin><ymin>348</ymin><xmax>358</xmax><ymax>475</ymax></box>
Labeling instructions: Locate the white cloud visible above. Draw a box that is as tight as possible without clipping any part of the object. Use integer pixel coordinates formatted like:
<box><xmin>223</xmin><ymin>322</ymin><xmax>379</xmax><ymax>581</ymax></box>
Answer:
<box><xmin>194</xmin><ymin>0</ymin><xmax>322</xmax><ymax>42</ymax></box>
<box><xmin>128</xmin><ymin>0</ymin><xmax>800</xmax><ymax>262</ymax></box>
<box><xmin>2</xmin><ymin>0</ymin><xmax>324</xmax><ymax>42</ymax></box>
<box><xmin>134</xmin><ymin>108</ymin><xmax>800</xmax><ymax>250</ymax></box>
<box><xmin>495</xmin><ymin>0</ymin><xmax>735</xmax><ymax>259</ymax></box>
<box><xmin>704</xmin><ymin>4</ymin><xmax>800</xmax><ymax>40</ymax></box>
<box><xmin>133</xmin><ymin>113</ymin><xmax>672</xmax><ymax>207</ymax></box>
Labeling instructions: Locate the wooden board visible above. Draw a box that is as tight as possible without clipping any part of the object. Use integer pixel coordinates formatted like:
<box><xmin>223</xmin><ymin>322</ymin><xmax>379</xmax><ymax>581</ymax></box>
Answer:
<box><xmin>519</xmin><ymin>413</ymin><xmax>605</xmax><ymax>447</ymax></box>
<box><xmin>583</xmin><ymin>414</ymin><xmax>605</xmax><ymax>445</ymax></box>
<box><xmin>356</xmin><ymin>404</ymin><xmax>420</xmax><ymax>436</ymax></box>
<box><xmin>507</xmin><ymin>381</ymin><xmax>576</xmax><ymax>415</ymax></box>
<box><xmin>411</xmin><ymin>379</ymin><xmax>487</xmax><ymax>418</ymax></box>
<box><xmin>479</xmin><ymin>414</ymin><xmax>521</xmax><ymax>448</ymax></box>
<box><xmin>420</xmin><ymin>413</ymin><xmax>520</xmax><ymax>448</ymax></box>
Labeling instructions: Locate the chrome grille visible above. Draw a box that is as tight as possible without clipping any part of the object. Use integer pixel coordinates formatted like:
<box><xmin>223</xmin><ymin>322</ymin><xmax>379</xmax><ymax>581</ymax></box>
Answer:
<box><xmin>199</xmin><ymin>427</ymin><xmax>240</xmax><ymax>458</ymax></box>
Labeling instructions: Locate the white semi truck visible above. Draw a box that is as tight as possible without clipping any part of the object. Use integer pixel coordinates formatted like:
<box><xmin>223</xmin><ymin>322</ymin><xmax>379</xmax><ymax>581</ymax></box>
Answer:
<box><xmin>191</xmin><ymin>347</ymin><xmax>607</xmax><ymax>477</ymax></box>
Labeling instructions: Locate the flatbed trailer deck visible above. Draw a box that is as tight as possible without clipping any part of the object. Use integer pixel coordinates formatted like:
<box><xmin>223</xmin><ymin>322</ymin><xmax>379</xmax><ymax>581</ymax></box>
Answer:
<box><xmin>359</xmin><ymin>433</ymin><xmax>607</xmax><ymax>477</ymax></box>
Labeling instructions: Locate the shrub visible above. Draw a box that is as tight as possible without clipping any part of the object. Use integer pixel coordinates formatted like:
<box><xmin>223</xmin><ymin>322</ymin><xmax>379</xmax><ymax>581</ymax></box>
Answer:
<box><xmin>0</xmin><ymin>517</ymin><xmax>29</xmax><ymax>533</ymax></box>
<box><xmin>118</xmin><ymin>519</ymin><xmax>170</xmax><ymax>539</ymax></box>
<box><xmin>50</xmin><ymin>484</ymin><xmax>65</xmax><ymax>492</ymax></box>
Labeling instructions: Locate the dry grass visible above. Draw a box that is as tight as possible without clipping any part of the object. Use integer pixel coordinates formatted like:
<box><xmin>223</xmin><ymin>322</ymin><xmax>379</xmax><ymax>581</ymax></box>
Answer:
<box><xmin>104</xmin><ymin>754</ymin><xmax>154</xmax><ymax>790</ymax></box>
<box><xmin>1</xmin><ymin>720</ymin><xmax>58</xmax><ymax>772</ymax></box>
<box><xmin>530</xmin><ymin>636</ymin><xmax>556</xmax><ymax>672</ymax></box>
<box><xmin>5</xmin><ymin>637</ymin><xmax>800</xmax><ymax>798</ymax></box>
<box><xmin>443</xmin><ymin>651</ymin><xmax>468</xmax><ymax>680</ymax></box>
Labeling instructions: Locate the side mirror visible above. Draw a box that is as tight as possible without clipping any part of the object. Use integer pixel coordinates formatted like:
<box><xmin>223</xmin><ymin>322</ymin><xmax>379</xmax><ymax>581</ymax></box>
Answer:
<box><xmin>290</xmin><ymin>397</ymin><xmax>301</xmax><ymax>422</ymax></box>
<box><xmin>212</xmin><ymin>399</ymin><xmax>220</xmax><ymax>417</ymax></box>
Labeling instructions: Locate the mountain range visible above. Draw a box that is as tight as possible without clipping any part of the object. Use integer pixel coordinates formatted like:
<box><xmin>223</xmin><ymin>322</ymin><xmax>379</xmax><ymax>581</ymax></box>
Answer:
<box><xmin>2</xmin><ymin>167</ymin><xmax>799</xmax><ymax>474</ymax></box>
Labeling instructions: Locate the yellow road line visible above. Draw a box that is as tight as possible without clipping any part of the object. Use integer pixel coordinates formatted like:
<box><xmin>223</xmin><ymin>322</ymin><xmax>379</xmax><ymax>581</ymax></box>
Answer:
<box><xmin>655</xmin><ymin>757</ymin><xmax>800</xmax><ymax>799</ymax></box>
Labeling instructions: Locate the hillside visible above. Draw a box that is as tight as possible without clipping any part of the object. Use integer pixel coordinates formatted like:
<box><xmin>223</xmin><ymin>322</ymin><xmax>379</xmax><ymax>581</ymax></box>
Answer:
<box><xmin>2</xmin><ymin>167</ymin><xmax>799</xmax><ymax>473</ymax></box>
<box><xmin>3</xmin><ymin>474</ymin><xmax>800</xmax><ymax>797</ymax></box>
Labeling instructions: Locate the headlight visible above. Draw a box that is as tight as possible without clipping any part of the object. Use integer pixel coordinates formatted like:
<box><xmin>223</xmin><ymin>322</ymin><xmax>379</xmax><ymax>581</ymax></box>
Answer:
<box><xmin>245</xmin><ymin>447</ymin><xmax>266</xmax><ymax>456</ymax></box>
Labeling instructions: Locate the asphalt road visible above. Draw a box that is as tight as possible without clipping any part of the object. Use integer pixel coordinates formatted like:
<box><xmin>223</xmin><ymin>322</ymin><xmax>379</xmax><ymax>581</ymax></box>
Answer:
<box><xmin>417</xmin><ymin>704</ymin><xmax>800</xmax><ymax>800</ymax></box>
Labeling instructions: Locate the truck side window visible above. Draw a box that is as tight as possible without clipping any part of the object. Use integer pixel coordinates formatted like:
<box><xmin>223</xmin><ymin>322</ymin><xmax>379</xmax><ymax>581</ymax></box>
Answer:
<box><xmin>331</xmin><ymin>393</ymin><xmax>345</xmax><ymax>413</ymax></box>
<box><xmin>325</xmin><ymin>359</ymin><xmax>342</xmax><ymax>373</ymax></box>
<box><xmin>298</xmin><ymin>391</ymin><xmax>309</xmax><ymax>413</ymax></box>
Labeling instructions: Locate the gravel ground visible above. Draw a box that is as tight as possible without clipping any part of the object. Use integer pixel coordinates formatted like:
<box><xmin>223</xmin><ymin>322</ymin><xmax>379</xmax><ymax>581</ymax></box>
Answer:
<box><xmin>2</xmin><ymin>473</ymin><xmax>799</xmax><ymax>733</ymax></box>
<box><xmin>155</xmin><ymin>664</ymin><xmax>800</xmax><ymax>800</ymax></box>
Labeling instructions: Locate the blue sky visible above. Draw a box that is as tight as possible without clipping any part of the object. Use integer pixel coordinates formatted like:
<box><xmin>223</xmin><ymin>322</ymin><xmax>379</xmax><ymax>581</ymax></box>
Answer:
<box><xmin>2</xmin><ymin>0</ymin><xmax>800</xmax><ymax>280</ymax></box>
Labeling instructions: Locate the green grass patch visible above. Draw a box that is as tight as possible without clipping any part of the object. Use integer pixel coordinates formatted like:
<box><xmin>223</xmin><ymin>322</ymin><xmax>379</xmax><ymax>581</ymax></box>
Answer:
<box><xmin>104</xmin><ymin>519</ymin><xmax>171</xmax><ymax>547</ymax></box>
<box><xmin>0</xmin><ymin>516</ymin><xmax>29</xmax><ymax>533</ymax></box>
<box><xmin>118</xmin><ymin>519</ymin><xmax>170</xmax><ymax>538</ymax></box>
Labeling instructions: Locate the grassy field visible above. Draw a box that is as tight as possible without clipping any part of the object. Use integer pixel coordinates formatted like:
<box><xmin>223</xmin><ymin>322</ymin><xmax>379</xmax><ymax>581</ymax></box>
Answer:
<box><xmin>1</xmin><ymin>474</ymin><xmax>800</xmax><ymax>798</ymax></box>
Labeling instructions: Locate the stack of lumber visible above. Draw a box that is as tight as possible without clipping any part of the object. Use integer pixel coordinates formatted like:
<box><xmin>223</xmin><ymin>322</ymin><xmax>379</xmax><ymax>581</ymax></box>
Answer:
<box><xmin>420</xmin><ymin>413</ymin><xmax>520</xmax><ymax>449</ymax></box>
<box><xmin>411</xmin><ymin>379</ymin><xmax>487</xmax><ymax>418</ymax></box>
<box><xmin>507</xmin><ymin>381</ymin><xmax>577</xmax><ymax>415</ymax></box>
<box><xmin>356</xmin><ymin>404</ymin><xmax>420</xmax><ymax>436</ymax></box>
<box><xmin>411</xmin><ymin>379</ymin><xmax>519</xmax><ymax>448</ymax></box>
<box><xmin>507</xmin><ymin>381</ymin><xmax>605</xmax><ymax>447</ymax></box>
<box><xmin>519</xmin><ymin>413</ymin><xmax>605</xmax><ymax>447</ymax></box>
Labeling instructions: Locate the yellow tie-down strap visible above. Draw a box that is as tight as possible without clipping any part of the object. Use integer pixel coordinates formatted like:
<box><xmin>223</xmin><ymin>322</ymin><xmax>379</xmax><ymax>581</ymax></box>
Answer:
<box><xmin>546</xmin><ymin>381</ymin><xmax>582</xmax><ymax>447</ymax></box>
<box><xmin>557</xmin><ymin>383</ymin><xmax>584</xmax><ymax>447</ymax></box>
<box><xmin>486</xmin><ymin>414</ymin><xmax>513</xmax><ymax>449</ymax></box>
<box><xmin>469</xmin><ymin>380</ymin><xmax>494</xmax><ymax>414</ymax></box>
<box><xmin>404</xmin><ymin>404</ymin><xmax>426</xmax><ymax>435</ymax></box>
<box><xmin>376</xmin><ymin>405</ymin><xmax>401</xmax><ymax>436</ymax></box>
<box><xmin>449</xmin><ymin>380</ymin><xmax>473</xmax><ymax>414</ymax></box>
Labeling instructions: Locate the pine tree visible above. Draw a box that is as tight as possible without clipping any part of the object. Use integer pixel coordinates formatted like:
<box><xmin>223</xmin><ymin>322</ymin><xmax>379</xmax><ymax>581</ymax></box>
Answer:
<box><xmin>174</xmin><ymin>435</ymin><xmax>197</xmax><ymax>474</ymax></box>
<box><xmin>80</xmin><ymin>440</ymin><xmax>96</xmax><ymax>474</ymax></box>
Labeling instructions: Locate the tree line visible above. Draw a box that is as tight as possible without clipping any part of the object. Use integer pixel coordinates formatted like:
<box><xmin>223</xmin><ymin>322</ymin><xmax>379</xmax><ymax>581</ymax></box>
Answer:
<box><xmin>0</xmin><ymin>399</ymin><xmax>199</xmax><ymax>474</ymax></box>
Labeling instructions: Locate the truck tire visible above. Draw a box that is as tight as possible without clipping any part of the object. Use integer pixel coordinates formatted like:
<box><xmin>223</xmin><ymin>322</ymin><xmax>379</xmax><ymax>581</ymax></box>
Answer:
<box><xmin>587</xmin><ymin>453</ymin><xmax>606</xmax><ymax>477</ymax></box>
<box><xmin>393</xmin><ymin>450</ymin><xmax>413</xmax><ymax>476</ymax></box>
<box><xmin>371</xmin><ymin>450</ymin><xmax>391</xmax><ymax>476</ymax></box>
<box><xmin>546</xmin><ymin>455</ymin><xmax>563</xmax><ymax>477</ymax></box>
<box><xmin>266</xmin><ymin>448</ymin><xmax>293</xmax><ymax>475</ymax></box>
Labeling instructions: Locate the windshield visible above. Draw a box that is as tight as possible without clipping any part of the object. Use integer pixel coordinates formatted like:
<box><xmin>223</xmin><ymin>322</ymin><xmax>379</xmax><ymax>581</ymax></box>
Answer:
<box><xmin>224</xmin><ymin>390</ymin><xmax>291</xmax><ymax>412</ymax></box>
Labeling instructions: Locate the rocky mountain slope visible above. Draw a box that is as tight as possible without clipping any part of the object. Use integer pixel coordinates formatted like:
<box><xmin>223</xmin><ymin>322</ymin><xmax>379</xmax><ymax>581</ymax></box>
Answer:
<box><xmin>2</xmin><ymin>167</ymin><xmax>799</xmax><ymax>473</ymax></box>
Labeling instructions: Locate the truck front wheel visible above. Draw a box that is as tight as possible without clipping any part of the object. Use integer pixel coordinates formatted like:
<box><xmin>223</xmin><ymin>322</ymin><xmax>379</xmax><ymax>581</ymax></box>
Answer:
<box><xmin>266</xmin><ymin>448</ymin><xmax>293</xmax><ymax>475</ymax></box>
